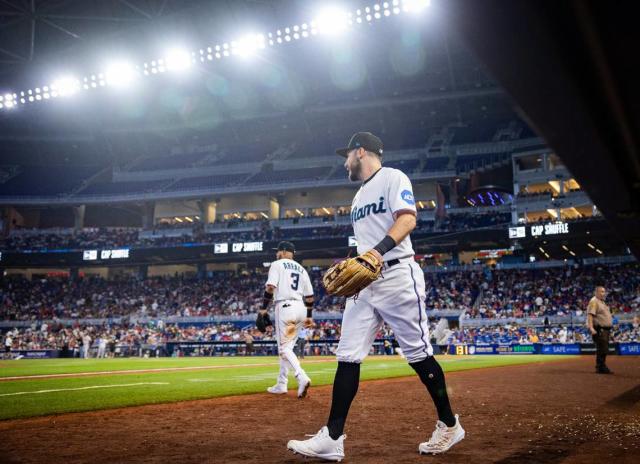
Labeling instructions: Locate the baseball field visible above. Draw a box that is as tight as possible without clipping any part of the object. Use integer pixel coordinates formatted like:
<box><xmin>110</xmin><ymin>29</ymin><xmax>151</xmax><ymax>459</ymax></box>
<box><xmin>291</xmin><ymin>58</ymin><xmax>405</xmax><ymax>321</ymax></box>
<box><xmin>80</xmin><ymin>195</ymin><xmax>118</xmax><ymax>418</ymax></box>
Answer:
<box><xmin>0</xmin><ymin>354</ymin><xmax>563</xmax><ymax>420</ymax></box>
<box><xmin>1</xmin><ymin>355</ymin><xmax>639</xmax><ymax>463</ymax></box>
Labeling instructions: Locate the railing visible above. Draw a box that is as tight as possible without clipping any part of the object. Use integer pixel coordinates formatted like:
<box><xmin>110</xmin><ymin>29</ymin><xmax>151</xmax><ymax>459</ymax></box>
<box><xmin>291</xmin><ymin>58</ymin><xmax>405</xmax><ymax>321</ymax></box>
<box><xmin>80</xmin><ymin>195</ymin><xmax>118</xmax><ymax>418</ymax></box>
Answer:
<box><xmin>0</xmin><ymin>171</ymin><xmax>447</xmax><ymax>205</ymax></box>
<box><xmin>2</xmin><ymin>310</ymin><xmax>634</xmax><ymax>330</ymax></box>
<box><xmin>139</xmin><ymin>227</ymin><xmax>194</xmax><ymax>239</ymax></box>
<box><xmin>0</xmin><ymin>309</ymin><xmax>463</xmax><ymax>328</ymax></box>
<box><xmin>460</xmin><ymin>312</ymin><xmax>637</xmax><ymax>328</ymax></box>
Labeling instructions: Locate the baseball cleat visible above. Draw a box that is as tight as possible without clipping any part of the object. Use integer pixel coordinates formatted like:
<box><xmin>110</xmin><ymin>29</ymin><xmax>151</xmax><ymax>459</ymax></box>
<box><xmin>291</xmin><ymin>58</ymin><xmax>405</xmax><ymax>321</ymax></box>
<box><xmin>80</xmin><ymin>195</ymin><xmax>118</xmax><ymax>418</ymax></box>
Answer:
<box><xmin>419</xmin><ymin>414</ymin><xmax>465</xmax><ymax>455</ymax></box>
<box><xmin>267</xmin><ymin>384</ymin><xmax>288</xmax><ymax>394</ymax></box>
<box><xmin>287</xmin><ymin>426</ymin><xmax>345</xmax><ymax>462</ymax></box>
<box><xmin>296</xmin><ymin>373</ymin><xmax>311</xmax><ymax>398</ymax></box>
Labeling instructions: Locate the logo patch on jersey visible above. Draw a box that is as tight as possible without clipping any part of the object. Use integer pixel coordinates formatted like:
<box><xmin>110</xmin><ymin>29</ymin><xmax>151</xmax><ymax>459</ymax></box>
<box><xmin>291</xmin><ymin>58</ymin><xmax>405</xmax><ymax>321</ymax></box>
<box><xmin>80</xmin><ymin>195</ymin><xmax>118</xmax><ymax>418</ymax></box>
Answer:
<box><xmin>401</xmin><ymin>190</ymin><xmax>415</xmax><ymax>205</ymax></box>
<box><xmin>351</xmin><ymin>197</ymin><xmax>387</xmax><ymax>223</ymax></box>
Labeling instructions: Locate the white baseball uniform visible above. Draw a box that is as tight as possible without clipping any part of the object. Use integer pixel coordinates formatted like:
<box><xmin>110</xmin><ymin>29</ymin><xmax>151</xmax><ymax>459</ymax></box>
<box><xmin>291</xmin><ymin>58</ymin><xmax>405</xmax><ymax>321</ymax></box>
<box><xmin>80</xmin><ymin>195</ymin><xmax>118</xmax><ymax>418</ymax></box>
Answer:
<box><xmin>338</xmin><ymin>166</ymin><xmax>433</xmax><ymax>363</ymax></box>
<box><xmin>266</xmin><ymin>258</ymin><xmax>314</xmax><ymax>385</ymax></box>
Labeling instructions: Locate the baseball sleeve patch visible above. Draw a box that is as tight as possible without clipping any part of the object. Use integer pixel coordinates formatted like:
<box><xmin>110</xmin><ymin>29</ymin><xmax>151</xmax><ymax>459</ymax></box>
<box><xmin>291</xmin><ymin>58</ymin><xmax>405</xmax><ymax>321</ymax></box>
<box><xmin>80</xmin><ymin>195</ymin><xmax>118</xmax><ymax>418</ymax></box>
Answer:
<box><xmin>401</xmin><ymin>189</ymin><xmax>415</xmax><ymax>205</ymax></box>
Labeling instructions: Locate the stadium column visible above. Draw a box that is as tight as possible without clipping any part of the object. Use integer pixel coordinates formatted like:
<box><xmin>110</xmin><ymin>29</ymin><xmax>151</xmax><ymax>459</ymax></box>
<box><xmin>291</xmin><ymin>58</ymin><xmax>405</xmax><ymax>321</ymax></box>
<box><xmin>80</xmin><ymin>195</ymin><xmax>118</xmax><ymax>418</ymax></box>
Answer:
<box><xmin>449</xmin><ymin>178</ymin><xmax>459</xmax><ymax>207</ymax></box>
<box><xmin>142</xmin><ymin>202</ymin><xmax>155</xmax><ymax>229</ymax></box>
<box><xmin>511</xmin><ymin>180</ymin><xmax>519</xmax><ymax>224</ymax></box>
<box><xmin>0</xmin><ymin>206</ymin><xmax>9</xmax><ymax>235</ymax></box>
<box><xmin>198</xmin><ymin>199</ymin><xmax>217</xmax><ymax>224</ymax></box>
<box><xmin>197</xmin><ymin>262</ymin><xmax>206</xmax><ymax>280</ymax></box>
<box><xmin>138</xmin><ymin>265</ymin><xmax>148</xmax><ymax>280</ymax></box>
<box><xmin>269</xmin><ymin>197</ymin><xmax>280</xmax><ymax>219</ymax></box>
<box><xmin>70</xmin><ymin>267</ymin><xmax>79</xmax><ymax>281</ymax></box>
<box><xmin>73</xmin><ymin>205</ymin><xmax>85</xmax><ymax>230</ymax></box>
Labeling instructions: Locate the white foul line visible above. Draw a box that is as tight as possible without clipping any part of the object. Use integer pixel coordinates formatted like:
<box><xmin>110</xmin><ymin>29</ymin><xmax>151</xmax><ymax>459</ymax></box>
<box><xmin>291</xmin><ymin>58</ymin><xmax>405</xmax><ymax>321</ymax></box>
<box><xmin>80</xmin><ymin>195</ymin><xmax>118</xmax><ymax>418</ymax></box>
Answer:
<box><xmin>0</xmin><ymin>358</ymin><xmax>341</xmax><ymax>382</ymax></box>
<box><xmin>0</xmin><ymin>382</ymin><xmax>169</xmax><ymax>397</ymax></box>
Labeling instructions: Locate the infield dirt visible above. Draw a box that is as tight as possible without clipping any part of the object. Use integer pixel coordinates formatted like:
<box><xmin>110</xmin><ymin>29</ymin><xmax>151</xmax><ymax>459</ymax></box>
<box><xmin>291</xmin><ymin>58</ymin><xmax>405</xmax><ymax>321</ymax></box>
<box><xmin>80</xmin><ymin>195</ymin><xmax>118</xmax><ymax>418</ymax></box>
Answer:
<box><xmin>1</xmin><ymin>356</ymin><xmax>638</xmax><ymax>463</ymax></box>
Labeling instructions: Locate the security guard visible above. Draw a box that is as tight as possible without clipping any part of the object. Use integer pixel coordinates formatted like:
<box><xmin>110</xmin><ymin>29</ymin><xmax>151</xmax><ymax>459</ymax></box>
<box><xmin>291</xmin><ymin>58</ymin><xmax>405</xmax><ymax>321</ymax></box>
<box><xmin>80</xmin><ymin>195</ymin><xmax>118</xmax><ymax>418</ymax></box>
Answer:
<box><xmin>586</xmin><ymin>286</ymin><xmax>613</xmax><ymax>374</ymax></box>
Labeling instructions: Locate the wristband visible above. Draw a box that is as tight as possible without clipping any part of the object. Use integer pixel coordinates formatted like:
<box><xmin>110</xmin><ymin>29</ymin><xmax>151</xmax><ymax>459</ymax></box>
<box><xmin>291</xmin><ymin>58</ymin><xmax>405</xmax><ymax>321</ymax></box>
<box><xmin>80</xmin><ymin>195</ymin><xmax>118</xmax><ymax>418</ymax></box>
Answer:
<box><xmin>305</xmin><ymin>299</ymin><xmax>313</xmax><ymax>318</ymax></box>
<box><xmin>373</xmin><ymin>235</ymin><xmax>397</xmax><ymax>256</ymax></box>
<box><xmin>262</xmin><ymin>291</ymin><xmax>274</xmax><ymax>310</ymax></box>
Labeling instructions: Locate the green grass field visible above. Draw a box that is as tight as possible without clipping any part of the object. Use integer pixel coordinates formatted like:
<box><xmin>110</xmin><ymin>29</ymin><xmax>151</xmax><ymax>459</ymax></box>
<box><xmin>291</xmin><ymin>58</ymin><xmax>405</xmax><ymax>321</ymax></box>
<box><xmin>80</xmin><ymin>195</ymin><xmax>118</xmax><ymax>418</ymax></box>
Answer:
<box><xmin>0</xmin><ymin>355</ymin><xmax>574</xmax><ymax>421</ymax></box>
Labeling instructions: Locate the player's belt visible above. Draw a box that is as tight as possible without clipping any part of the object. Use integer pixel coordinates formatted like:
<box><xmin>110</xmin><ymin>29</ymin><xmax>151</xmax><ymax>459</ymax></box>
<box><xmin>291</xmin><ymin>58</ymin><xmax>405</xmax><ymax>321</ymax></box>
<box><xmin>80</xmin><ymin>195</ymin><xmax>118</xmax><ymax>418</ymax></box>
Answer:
<box><xmin>383</xmin><ymin>255</ymin><xmax>413</xmax><ymax>269</ymax></box>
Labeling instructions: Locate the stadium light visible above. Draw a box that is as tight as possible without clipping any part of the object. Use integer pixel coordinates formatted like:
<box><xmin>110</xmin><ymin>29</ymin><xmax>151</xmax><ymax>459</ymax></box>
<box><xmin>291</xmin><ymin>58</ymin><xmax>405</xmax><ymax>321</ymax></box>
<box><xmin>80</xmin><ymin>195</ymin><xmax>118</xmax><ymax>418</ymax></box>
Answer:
<box><xmin>402</xmin><ymin>0</ymin><xmax>431</xmax><ymax>12</ymax></box>
<box><xmin>232</xmin><ymin>34</ymin><xmax>266</xmax><ymax>57</ymax></box>
<box><xmin>51</xmin><ymin>77</ymin><xmax>80</xmax><ymax>97</ymax></box>
<box><xmin>313</xmin><ymin>7</ymin><xmax>350</xmax><ymax>36</ymax></box>
<box><xmin>105</xmin><ymin>61</ymin><xmax>138</xmax><ymax>88</ymax></box>
<box><xmin>165</xmin><ymin>48</ymin><xmax>192</xmax><ymax>72</ymax></box>
<box><xmin>0</xmin><ymin>93</ymin><xmax>15</xmax><ymax>109</ymax></box>
<box><xmin>0</xmin><ymin>1</ymin><xmax>431</xmax><ymax>112</ymax></box>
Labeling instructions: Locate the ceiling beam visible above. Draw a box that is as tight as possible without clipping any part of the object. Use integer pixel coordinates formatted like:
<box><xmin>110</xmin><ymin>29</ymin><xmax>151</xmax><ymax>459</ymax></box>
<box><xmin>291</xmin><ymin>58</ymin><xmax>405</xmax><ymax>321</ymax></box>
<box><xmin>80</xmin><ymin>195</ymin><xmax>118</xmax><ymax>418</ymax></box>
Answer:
<box><xmin>0</xmin><ymin>0</ymin><xmax>25</xmax><ymax>13</ymax></box>
<box><xmin>41</xmin><ymin>13</ymin><xmax>148</xmax><ymax>22</ymax></box>
<box><xmin>0</xmin><ymin>46</ymin><xmax>25</xmax><ymax>61</ymax></box>
<box><xmin>40</xmin><ymin>17</ymin><xmax>81</xmax><ymax>40</ymax></box>
<box><xmin>118</xmin><ymin>0</ymin><xmax>153</xmax><ymax>20</ymax></box>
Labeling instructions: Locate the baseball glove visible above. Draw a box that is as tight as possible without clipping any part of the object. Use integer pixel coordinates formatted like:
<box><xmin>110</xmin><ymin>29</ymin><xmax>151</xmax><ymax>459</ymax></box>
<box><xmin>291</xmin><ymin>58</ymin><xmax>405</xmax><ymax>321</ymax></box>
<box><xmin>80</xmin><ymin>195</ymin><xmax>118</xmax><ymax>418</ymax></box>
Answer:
<box><xmin>256</xmin><ymin>311</ymin><xmax>273</xmax><ymax>333</ymax></box>
<box><xmin>322</xmin><ymin>250</ymin><xmax>383</xmax><ymax>297</ymax></box>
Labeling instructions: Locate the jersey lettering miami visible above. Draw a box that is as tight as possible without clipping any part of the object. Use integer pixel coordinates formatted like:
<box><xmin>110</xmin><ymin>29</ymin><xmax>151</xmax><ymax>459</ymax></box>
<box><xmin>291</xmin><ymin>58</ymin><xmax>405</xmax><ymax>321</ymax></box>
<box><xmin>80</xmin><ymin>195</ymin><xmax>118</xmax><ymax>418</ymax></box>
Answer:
<box><xmin>266</xmin><ymin>258</ymin><xmax>314</xmax><ymax>302</ymax></box>
<box><xmin>350</xmin><ymin>167</ymin><xmax>417</xmax><ymax>261</ymax></box>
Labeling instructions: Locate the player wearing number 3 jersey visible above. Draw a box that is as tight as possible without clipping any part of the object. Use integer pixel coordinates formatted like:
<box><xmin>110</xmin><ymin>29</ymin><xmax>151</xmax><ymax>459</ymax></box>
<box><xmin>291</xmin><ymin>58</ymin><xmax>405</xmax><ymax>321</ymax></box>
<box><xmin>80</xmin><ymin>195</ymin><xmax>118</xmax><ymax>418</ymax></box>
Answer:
<box><xmin>287</xmin><ymin>132</ymin><xmax>464</xmax><ymax>461</ymax></box>
<box><xmin>262</xmin><ymin>241</ymin><xmax>314</xmax><ymax>398</ymax></box>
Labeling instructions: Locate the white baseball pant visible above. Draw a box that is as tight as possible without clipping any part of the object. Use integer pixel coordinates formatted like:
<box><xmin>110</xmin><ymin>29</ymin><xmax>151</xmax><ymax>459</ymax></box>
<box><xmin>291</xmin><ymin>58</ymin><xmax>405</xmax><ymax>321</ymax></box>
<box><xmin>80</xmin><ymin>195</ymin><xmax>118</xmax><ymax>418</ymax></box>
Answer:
<box><xmin>274</xmin><ymin>300</ymin><xmax>307</xmax><ymax>385</ymax></box>
<box><xmin>337</xmin><ymin>258</ymin><xmax>433</xmax><ymax>364</ymax></box>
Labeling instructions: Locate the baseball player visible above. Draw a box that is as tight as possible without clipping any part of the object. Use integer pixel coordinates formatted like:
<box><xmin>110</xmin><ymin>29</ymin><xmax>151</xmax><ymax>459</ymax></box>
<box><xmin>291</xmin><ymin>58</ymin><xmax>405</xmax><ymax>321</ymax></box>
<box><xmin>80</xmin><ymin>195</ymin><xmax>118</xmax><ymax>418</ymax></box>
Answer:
<box><xmin>261</xmin><ymin>241</ymin><xmax>315</xmax><ymax>398</ymax></box>
<box><xmin>287</xmin><ymin>132</ymin><xmax>464</xmax><ymax>461</ymax></box>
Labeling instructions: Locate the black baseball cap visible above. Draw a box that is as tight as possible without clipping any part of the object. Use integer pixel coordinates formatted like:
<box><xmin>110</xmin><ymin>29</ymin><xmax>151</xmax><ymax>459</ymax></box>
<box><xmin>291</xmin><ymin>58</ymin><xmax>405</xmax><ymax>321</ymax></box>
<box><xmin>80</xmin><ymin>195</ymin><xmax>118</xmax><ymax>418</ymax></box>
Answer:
<box><xmin>273</xmin><ymin>241</ymin><xmax>295</xmax><ymax>253</ymax></box>
<box><xmin>335</xmin><ymin>132</ymin><xmax>384</xmax><ymax>157</ymax></box>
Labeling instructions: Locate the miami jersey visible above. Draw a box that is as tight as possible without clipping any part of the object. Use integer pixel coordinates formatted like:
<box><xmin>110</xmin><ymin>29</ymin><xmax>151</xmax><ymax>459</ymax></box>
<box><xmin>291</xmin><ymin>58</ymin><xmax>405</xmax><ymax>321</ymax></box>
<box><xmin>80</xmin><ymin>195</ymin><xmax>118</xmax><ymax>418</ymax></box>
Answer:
<box><xmin>266</xmin><ymin>258</ymin><xmax>314</xmax><ymax>301</ymax></box>
<box><xmin>351</xmin><ymin>167</ymin><xmax>417</xmax><ymax>260</ymax></box>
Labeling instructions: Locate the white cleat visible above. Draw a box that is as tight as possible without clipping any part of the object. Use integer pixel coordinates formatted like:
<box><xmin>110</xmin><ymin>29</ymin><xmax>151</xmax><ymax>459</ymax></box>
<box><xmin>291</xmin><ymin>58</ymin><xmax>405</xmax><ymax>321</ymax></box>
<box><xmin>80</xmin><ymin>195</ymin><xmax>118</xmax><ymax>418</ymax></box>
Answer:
<box><xmin>267</xmin><ymin>384</ymin><xmax>288</xmax><ymax>395</ymax></box>
<box><xmin>287</xmin><ymin>426</ymin><xmax>345</xmax><ymax>462</ymax></box>
<box><xmin>296</xmin><ymin>373</ymin><xmax>311</xmax><ymax>398</ymax></box>
<box><xmin>419</xmin><ymin>414</ymin><xmax>465</xmax><ymax>455</ymax></box>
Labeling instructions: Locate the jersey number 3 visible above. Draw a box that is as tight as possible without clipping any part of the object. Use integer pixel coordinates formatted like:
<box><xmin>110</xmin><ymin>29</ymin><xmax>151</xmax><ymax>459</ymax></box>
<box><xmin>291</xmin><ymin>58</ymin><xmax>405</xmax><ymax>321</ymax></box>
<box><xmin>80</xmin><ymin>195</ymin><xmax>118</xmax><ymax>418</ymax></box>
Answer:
<box><xmin>290</xmin><ymin>272</ymin><xmax>300</xmax><ymax>291</ymax></box>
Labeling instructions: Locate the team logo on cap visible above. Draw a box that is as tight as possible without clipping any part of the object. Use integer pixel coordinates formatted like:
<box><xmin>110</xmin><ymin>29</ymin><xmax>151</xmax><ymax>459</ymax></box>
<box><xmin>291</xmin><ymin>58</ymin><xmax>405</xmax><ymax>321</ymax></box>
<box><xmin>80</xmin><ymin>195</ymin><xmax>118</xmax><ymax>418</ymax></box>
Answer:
<box><xmin>401</xmin><ymin>190</ymin><xmax>415</xmax><ymax>205</ymax></box>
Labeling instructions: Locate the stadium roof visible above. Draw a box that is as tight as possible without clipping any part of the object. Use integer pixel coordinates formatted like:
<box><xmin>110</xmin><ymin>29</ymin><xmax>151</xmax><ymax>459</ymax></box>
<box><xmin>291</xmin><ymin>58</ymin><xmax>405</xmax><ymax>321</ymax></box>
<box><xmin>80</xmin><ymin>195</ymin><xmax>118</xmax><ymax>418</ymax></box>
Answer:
<box><xmin>0</xmin><ymin>0</ymin><xmax>288</xmax><ymax>83</ymax></box>
<box><xmin>0</xmin><ymin>0</ymin><xmax>521</xmax><ymax>156</ymax></box>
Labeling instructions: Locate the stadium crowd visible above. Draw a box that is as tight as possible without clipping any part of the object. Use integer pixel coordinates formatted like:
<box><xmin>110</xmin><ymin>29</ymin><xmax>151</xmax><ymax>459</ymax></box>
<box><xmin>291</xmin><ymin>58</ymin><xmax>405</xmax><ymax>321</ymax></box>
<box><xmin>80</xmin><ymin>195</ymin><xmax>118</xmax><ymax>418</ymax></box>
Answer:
<box><xmin>0</xmin><ymin>270</ymin><xmax>345</xmax><ymax>321</ymax></box>
<box><xmin>1</xmin><ymin>261</ymin><xmax>638</xmax><ymax>358</ymax></box>
<box><xmin>1</xmin><ymin>211</ymin><xmax>515</xmax><ymax>251</ymax></box>
<box><xmin>464</xmin><ymin>263</ymin><xmax>640</xmax><ymax>319</ymax></box>
<box><xmin>1</xmin><ymin>264</ymin><xmax>638</xmax><ymax>322</ymax></box>
<box><xmin>3</xmin><ymin>318</ymin><xmax>639</xmax><ymax>356</ymax></box>
<box><xmin>439</xmin><ymin>320</ymin><xmax>640</xmax><ymax>345</ymax></box>
<box><xmin>0</xmin><ymin>320</ymin><xmax>348</xmax><ymax>355</ymax></box>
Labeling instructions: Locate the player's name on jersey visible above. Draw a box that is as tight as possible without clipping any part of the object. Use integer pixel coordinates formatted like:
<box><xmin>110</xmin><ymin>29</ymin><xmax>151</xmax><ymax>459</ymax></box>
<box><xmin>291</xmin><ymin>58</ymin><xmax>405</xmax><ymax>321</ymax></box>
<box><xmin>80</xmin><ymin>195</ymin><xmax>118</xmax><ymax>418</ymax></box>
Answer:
<box><xmin>351</xmin><ymin>197</ymin><xmax>387</xmax><ymax>223</ymax></box>
<box><xmin>214</xmin><ymin>241</ymin><xmax>263</xmax><ymax>254</ymax></box>
<box><xmin>282</xmin><ymin>261</ymin><xmax>304</xmax><ymax>273</ymax></box>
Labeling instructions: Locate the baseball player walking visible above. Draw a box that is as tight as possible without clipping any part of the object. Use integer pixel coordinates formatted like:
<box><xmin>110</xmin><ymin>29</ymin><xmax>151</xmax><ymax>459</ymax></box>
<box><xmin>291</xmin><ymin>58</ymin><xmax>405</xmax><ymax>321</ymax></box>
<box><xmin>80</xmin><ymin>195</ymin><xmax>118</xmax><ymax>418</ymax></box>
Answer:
<box><xmin>288</xmin><ymin>132</ymin><xmax>464</xmax><ymax>461</ymax></box>
<box><xmin>262</xmin><ymin>241</ymin><xmax>315</xmax><ymax>398</ymax></box>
